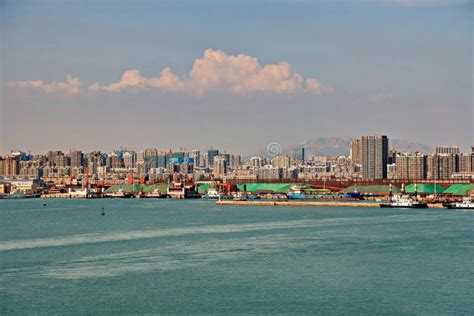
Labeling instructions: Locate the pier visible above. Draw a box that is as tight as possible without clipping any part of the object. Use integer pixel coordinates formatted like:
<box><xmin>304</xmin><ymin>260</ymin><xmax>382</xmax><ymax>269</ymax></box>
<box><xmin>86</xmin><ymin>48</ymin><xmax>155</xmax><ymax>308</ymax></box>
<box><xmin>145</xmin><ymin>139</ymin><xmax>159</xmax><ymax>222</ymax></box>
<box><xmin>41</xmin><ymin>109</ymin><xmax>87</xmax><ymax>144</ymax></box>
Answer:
<box><xmin>216</xmin><ymin>200</ymin><xmax>445</xmax><ymax>208</ymax></box>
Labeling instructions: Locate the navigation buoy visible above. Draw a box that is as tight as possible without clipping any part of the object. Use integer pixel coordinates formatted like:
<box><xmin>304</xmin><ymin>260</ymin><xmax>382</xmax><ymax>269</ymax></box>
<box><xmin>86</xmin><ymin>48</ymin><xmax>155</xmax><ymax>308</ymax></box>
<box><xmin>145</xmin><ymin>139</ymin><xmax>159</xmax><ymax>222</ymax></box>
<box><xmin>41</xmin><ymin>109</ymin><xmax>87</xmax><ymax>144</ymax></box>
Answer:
<box><xmin>101</xmin><ymin>207</ymin><xmax>105</xmax><ymax>216</ymax></box>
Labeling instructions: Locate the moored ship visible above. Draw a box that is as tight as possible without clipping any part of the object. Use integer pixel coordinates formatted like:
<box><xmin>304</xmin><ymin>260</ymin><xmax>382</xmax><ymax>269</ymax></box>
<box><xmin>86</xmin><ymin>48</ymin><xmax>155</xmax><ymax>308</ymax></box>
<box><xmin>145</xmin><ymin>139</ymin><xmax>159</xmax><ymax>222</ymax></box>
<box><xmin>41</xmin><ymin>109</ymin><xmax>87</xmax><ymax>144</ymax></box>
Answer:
<box><xmin>167</xmin><ymin>173</ymin><xmax>200</xmax><ymax>199</ymax></box>
<box><xmin>380</xmin><ymin>195</ymin><xmax>428</xmax><ymax>209</ymax></box>
<box><xmin>0</xmin><ymin>189</ymin><xmax>40</xmax><ymax>199</ymax></box>
<box><xmin>105</xmin><ymin>188</ymin><xmax>134</xmax><ymax>198</ymax></box>
<box><xmin>444</xmin><ymin>196</ymin><xmax>474</xmax><ymax>210</ymax></box>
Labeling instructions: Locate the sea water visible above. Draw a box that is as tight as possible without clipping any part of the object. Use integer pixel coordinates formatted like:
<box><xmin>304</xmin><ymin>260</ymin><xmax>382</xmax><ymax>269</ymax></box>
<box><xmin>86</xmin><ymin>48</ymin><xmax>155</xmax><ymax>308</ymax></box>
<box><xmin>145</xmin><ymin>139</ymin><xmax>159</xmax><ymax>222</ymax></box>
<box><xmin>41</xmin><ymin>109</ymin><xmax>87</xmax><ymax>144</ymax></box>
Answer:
<box><xmin>1</xmin><ymin>199</ymin><xmax>473</xmax><ymax>314</ymax></box>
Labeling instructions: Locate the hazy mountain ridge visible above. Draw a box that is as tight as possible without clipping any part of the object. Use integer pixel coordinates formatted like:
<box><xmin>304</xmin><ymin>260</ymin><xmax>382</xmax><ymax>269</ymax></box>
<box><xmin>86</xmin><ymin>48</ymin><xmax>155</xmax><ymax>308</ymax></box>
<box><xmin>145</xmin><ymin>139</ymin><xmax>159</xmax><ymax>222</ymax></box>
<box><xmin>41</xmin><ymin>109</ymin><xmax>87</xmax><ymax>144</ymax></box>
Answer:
<box><xmin>256</xmin><ymin>137</ymin><xmax>432</xmax><ymax>158</ymax></box>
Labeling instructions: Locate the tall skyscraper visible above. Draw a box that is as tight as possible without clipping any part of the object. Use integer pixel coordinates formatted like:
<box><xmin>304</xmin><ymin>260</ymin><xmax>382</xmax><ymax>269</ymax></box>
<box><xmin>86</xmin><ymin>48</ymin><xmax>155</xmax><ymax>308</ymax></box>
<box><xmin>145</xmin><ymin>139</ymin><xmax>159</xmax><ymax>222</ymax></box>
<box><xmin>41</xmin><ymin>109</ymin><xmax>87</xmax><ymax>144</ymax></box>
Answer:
<box><xmin>359</xmin><ymin>135</ymin><xmax>389</xmax><ymax>179</ymax></box>
<box><xmin>350</xmin><ymin>139</ymin><xmax>362</xmax><ymax>164</ymax></box>
<box><xmin>191</xmin><ymin>150</ymin><xmax>201</xmax><ymax>168</ymax></box>
<box><xmin>207</xmin><ymin>149</ymin><xmax>219</xmax><ymax>166</ymax></box>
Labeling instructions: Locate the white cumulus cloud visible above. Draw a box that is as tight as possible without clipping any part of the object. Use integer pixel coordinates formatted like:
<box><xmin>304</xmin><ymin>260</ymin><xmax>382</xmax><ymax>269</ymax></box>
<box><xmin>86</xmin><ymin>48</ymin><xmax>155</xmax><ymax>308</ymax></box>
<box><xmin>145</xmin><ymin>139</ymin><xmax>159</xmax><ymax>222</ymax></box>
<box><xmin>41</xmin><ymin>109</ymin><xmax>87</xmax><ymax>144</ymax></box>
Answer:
<box><xmin>9</xmin><ymin>74</ymin><xmax>81</xmax><ymax>94</ymax></box>
<box><xmin>89</xmin><ymin>48</ymin><xmax>334</xmax><ymax>96</ymax></box>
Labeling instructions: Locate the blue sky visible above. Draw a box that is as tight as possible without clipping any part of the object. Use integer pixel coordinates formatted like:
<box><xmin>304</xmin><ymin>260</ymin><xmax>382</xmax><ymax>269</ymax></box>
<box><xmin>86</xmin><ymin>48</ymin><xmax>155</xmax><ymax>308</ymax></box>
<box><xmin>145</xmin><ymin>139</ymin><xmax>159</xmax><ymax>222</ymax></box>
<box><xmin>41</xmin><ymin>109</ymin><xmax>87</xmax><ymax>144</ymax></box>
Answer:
<box><xmin>1</xmin><ymin>0</ymin><xmax>472</xmax><ymax>154</ymax></box>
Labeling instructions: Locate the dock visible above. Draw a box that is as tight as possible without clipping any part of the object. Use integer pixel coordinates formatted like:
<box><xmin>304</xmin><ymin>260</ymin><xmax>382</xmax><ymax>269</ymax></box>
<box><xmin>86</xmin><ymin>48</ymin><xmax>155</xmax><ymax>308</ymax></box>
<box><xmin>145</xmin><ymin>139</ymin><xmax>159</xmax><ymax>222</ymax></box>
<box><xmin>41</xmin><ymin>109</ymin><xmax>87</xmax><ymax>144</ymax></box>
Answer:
<box><xmin>216</xmin><ymin>200</ymin><xmax>445</xmax><ymax>208</ymax></box>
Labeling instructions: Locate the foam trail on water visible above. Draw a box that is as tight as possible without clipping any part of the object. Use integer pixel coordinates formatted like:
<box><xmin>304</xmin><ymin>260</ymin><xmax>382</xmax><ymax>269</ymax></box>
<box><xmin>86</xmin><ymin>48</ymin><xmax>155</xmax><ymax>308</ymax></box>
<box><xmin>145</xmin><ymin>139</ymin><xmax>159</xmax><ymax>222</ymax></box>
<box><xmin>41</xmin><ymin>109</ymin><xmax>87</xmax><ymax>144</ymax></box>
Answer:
<box><xmin>0</xmin><ymin>219</ymin><xmax>317</xmax><ymax>251</ymax></box>
<box><xmin>43</xmin><ymin>234</ymin><xmax>301</xmax><ymax>279</ymax></box>
<box><xmin>0</xmin><ymin>214</ymin><xmax>439</xmax><ymax>252</ymax></box>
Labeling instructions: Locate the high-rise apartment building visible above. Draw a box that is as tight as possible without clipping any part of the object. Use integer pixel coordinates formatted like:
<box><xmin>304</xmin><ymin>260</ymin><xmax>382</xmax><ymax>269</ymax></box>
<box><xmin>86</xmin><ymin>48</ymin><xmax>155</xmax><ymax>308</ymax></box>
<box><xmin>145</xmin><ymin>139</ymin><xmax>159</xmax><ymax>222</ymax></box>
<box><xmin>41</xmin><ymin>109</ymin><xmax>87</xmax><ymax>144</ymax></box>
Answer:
<box><xmin>359</xmin><ymin>135</ymin><xmax>389</xmax><ymax>179</ymax></box>
<box><xmin>396</xmin><ymin>152</ymin><xmax>426</xmax><ymax>180</ymax></box>
<box><xmin>0</xmin><ymin>156</ymin><xmax>20</xmax><ymax>177</ymax></box>
<box><xmin>212</xmin><ymin>155</ymin><xmax>227</xmax><ymax>176</ymax></box>
<box><xmin>191</xmin><ymin>150</ymin><xmax>201</xmax><ymax>168</ymax></box>
<box><xmin>207</xmin><ymin>149</ymin><xmax>219</xmax><ymax>166</ymax></box>
<box><xmin>248</xmin><ymin>157</ymin><xmax>263</xmax><ymax>168</ymax></box>
<box><xmin>434</xmin><ymin>146</ymin><xmax>460</xmax><ymax>155</ymax></box>
<box><xmin>272</xmin><ymin>155</ymin><xmax>291</xmax><ymax>169</ymax></box>
<box><xmin>458</xmin><ymin>152</ymin><xmax>474</xmax><ymax>173</ymax></box>
<box><xmin>70</xmin><ymin>150</ymin><xmax>83</xmax><ymax>168</ymax></box>
<box><xmin>123</xmin><ymin>151</ymin><xmax>137</xmax><ymax>169</ymax></box>
<box><xmin>350</xmin><ymin>139</ymin><xmax>362</xmax><ymax>164</ymax></box>
<box><xmin>427</xmin><ymin>153</ymin><xmax>458</xmax><ymax>180</ymax></box>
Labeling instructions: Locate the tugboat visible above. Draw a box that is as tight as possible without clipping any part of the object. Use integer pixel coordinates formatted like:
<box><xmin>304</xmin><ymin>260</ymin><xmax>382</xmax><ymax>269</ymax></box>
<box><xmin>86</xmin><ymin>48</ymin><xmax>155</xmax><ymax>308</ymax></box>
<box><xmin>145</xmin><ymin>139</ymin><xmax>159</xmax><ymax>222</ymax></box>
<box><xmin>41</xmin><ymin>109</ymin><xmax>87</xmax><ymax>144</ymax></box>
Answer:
<box><xmin>380</xmin><ymin>184</ymin><xmax>428</xmax><ymax>209</ymax></box>
<box><xmin>380</xmin><ymin>195</ymin><xmax>428</xmax><ymax>209</ymax></box>
<box><xmin>444</xmin><ymin>196</ymin><xmax>474</xmax><ymax>210</ymax></box>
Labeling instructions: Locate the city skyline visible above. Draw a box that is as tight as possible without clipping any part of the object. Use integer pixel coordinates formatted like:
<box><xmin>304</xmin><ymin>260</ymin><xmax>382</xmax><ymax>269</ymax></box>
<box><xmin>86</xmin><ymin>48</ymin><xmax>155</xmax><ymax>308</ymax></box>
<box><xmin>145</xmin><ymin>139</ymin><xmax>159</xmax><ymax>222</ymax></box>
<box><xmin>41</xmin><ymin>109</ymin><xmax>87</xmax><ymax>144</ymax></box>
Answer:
<box><xmin>2</xmin><ymin>0</ymin><xmax>473</xmax><ymax>154</ymax></box>
<box><xmin>2</xmin><ymin>134</ymin><xmax>473</xmax><ymax>184</ymax></box>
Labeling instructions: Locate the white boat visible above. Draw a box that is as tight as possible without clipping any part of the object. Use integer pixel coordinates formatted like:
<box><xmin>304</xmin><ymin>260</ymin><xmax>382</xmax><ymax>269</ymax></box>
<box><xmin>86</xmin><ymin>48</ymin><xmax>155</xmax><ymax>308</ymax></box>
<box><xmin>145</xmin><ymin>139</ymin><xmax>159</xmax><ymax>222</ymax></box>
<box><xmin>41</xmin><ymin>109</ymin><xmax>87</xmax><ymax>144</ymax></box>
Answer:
<box><xmin>0</xmin><ymin>189</ymin><xmax>40</xmax><ymax>199</ymax></box>
<box><xmin>445</xmin><ymin>196</ymin><xmax>474</xmax><ymax>210</ymax></box>
<box><xmin>106</xmin><ymin>188</ymin><xmax>134</xmax><ymax>198</ymax></box>
<box><xmin>141</xmin><ymin>188</ymin><xmax>165</xmax><ymax>198</ymax></box>
<box><xmin>380</xmin><ymin>195</ymin><xmax>428</xmax><ymax>209</ymax></box>
<box><xmin>206</xmin><ymin>188</ymin><xmax>221</xmax><ymax>199</ymax></box>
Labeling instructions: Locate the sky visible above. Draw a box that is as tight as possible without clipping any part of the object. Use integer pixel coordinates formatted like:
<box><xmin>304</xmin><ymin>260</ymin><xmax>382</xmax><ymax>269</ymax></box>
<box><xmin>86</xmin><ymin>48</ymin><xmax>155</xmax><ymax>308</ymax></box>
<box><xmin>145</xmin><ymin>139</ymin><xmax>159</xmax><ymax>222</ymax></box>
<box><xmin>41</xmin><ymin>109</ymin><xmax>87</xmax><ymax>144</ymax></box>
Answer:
<box><xmin>1</xmin><ymin>0</ymin><xmax>473</xmax><ymax>155</ymax></box>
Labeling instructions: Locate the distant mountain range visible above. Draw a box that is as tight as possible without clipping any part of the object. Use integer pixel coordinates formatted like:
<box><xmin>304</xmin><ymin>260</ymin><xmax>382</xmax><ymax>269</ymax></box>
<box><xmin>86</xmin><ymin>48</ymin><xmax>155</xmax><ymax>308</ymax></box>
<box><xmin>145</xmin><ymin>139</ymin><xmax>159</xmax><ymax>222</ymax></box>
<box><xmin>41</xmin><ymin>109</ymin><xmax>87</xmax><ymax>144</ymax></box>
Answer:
<box><xmin>255</xmin><ymin>137</ymin><xmax>432</xmax><ymax>159</ymax></box>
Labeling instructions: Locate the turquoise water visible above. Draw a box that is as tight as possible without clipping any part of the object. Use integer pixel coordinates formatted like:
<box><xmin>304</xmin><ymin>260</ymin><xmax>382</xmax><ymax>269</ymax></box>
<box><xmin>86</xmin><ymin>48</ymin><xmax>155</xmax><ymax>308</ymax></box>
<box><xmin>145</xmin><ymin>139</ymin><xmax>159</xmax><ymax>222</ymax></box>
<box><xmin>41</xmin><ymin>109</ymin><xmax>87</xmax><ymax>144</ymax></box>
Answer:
<box><xmin>1</xmin><ymin>199</ymin><xmax>473</xmax><ymax>315</ymax></box>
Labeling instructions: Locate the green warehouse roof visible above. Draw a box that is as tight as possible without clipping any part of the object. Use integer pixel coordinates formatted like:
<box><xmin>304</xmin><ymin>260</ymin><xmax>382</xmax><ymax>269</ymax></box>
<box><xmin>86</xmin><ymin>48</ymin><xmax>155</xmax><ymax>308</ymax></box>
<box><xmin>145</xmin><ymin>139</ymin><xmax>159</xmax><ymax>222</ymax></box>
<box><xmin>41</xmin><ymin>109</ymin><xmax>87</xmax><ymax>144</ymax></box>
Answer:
<box><xmin>404</xmin><ymin>183</ymin><xmax>445</xmax><ymax>194</ymax></box>
<box><xmin>444</xmin><ymin>184</ymin><xmax>474</xmax><ymax>196</ymax></box>
<box><xmin>197</xmin><ymin>183</ymin><xmax>212</xmax><ymax>194</ymax></box>
<box><xmin>236</xmin><ymin>183</ymin><xmax>293</xmax><ymax>193</ymax></box>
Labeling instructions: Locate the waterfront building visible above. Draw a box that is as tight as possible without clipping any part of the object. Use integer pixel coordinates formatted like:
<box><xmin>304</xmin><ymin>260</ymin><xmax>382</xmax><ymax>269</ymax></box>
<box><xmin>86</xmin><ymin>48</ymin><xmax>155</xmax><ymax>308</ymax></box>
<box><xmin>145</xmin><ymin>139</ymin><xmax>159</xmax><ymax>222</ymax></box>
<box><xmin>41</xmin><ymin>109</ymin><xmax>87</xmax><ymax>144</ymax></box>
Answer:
<box><xmin>396</xmin><ymin>152</ymin><xmax>427</xmax><ymax>180</ymax></box>
<box><xmin>9</xmin><ymin>179</ymin><xmax>40</xmax><ymax>194</ymax></box>
<box><xmin>427</xmin><ymin>153</ymin><xmax>458</xmax><ymax>180</ymax></box>
<box><xmin>358</xmin><ymin>135</ymin><xmax>389</xmax><ymax>179</ymax></box>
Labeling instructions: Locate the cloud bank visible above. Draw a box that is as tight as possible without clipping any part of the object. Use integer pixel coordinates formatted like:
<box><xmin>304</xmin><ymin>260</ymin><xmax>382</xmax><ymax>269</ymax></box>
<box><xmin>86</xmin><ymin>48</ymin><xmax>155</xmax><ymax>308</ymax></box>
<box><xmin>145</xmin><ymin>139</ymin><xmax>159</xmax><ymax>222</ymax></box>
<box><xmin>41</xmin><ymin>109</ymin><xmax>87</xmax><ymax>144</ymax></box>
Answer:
<box><xmin>8</xmin><ymin>74</ymin><xmax>81</xmax><ymax>94</ymax></box>
<box><xmin>9</xmin><ymin>49</ymin><xmax>333</xmax><ymax>96</ymax></box>
<box><xmin>90</xmin><ymin>49</ymin><xmax>333</xmax><ymax>95</ymax></box>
